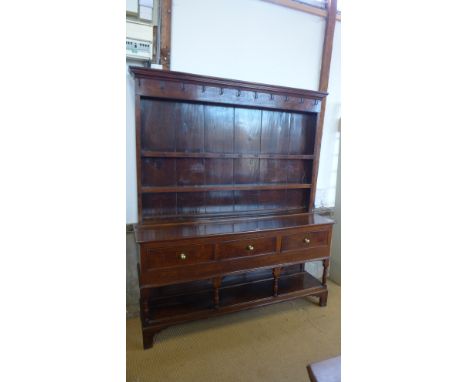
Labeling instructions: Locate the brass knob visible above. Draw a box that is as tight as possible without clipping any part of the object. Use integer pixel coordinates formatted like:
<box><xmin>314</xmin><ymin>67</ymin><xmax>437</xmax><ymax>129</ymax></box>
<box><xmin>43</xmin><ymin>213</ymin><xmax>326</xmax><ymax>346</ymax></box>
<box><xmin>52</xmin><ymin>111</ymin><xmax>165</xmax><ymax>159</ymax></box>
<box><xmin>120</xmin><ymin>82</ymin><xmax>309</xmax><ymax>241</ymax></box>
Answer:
<box><xmin>246</xmin><ymin>244</ymin><xmax>254</xmax><ymax>251</ymax></box>
<box><xmin>303</xmin><ymin>238</ymin><xmax>310</xmax><ymax>244</ymax></box>
<box><xmin>179</xmin><ymin>253</ymin><xmax>187</xmax><ymax>260</ymax></box>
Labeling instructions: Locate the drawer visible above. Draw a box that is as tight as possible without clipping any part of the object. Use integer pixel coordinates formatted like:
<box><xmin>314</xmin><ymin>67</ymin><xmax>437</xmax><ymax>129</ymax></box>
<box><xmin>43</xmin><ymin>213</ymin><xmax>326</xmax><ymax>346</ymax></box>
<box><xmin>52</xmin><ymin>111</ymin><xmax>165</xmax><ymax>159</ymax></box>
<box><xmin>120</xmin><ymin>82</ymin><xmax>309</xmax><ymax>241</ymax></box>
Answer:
<box><xmin>142</xmin><ymin>244</ymin><xmax>214</xmax><ymax>269</ymax></box>
<box><xmin>140</xmin><ymin>246</ymin><xmax>331</xmax><ymax>287</ymax></box>
<box><xmin>281</xmin><ymin>230</ymin><xmax>329</xmax><ymax>252</ymax></box>
<box><xmin>218</xmin><ymin>236</ymin><xmax>276</xmax><ymax>260</ymax></box>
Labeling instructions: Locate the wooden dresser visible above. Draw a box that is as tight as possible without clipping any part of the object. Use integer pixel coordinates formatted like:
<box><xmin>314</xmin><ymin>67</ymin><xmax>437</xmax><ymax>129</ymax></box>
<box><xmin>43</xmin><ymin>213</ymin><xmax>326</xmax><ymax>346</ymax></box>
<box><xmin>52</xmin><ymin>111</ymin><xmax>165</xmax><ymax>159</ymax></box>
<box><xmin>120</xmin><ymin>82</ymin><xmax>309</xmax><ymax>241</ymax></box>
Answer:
<box><xmin>130</xmin><ymin>67</ymin><xmax>334</xmax><ymax>349</ymax></box>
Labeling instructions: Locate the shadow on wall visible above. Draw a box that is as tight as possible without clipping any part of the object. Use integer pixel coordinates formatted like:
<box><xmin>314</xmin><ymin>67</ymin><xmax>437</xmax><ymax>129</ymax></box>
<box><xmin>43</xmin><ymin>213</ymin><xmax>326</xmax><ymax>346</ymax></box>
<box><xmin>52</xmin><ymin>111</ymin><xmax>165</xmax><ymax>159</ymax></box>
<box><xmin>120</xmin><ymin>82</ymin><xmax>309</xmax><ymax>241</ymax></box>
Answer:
<box><xmin>329</xmin><ymin>138</ymin><xmax>341</xmax><ymax>285</ymax></box>
<box><xmin>127</xmin><ymin>226</ymin><xmax>139</xmax><ymax>317</ymax></box>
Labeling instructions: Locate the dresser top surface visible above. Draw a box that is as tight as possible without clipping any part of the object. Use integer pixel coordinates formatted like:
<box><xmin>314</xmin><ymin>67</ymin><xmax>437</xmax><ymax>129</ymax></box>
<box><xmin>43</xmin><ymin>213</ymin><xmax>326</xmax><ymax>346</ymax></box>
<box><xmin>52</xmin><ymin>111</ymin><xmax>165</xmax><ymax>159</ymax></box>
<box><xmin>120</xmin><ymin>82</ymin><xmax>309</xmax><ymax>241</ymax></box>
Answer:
<box><xmin>134</xmin><ymin>213</ymin><xmax>334</xmax><ymax>243</ymax></box>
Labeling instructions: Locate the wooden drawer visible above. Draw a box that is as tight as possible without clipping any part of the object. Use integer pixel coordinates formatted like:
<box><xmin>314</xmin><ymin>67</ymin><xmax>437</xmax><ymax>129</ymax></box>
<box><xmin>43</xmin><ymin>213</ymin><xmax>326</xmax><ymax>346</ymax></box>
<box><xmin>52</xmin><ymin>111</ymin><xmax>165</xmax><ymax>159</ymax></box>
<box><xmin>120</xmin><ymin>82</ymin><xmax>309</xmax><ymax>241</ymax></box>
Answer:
<box><xmin>140</xmin><ymin>245</ymin><xmax>331</xmax><ymax>287</ymax></box>
<box><xmin>218</xmin><ymin>236</ymin><xmax>276</xmax><ymax>260</ymax></box>
<box><xmin>142</xmin><ymin>244</ymin><xmax>214</xmax><ymax>269</ymax></box>
<box><xmin>281</xmin><ymin>230</ymin><xmax>329</xmax><ymax>252</ymax></box>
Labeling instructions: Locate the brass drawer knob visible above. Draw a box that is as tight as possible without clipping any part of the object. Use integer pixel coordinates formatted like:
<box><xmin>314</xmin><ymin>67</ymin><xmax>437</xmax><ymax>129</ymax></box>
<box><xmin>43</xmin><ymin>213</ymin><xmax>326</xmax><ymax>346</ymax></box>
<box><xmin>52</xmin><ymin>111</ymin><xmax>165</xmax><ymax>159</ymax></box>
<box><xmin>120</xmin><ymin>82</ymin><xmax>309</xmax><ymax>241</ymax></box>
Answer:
<box><xmin>179</xmin><ymin>253</ymin><xmax>187</xmax><ymax>260</ymax></box>
<box><xmin>246</xmin><ymin>244</ymin><xmax>254</xmax><ymax>251</ymax></box>
<box><xmin>303</xmin><ymin>238</ymin><xmax>310</xmax><ymax>244</ymax></box>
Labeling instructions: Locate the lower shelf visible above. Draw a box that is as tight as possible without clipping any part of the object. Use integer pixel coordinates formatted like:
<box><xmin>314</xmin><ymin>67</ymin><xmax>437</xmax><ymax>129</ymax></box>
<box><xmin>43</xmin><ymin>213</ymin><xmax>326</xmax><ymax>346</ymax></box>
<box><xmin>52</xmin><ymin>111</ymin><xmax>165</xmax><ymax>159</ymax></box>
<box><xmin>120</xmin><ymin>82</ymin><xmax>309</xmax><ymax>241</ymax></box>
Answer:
<box><xmin>143</xmin><ymin>270</ymin><xmax>325</xmax><ymax>327</ymax></box>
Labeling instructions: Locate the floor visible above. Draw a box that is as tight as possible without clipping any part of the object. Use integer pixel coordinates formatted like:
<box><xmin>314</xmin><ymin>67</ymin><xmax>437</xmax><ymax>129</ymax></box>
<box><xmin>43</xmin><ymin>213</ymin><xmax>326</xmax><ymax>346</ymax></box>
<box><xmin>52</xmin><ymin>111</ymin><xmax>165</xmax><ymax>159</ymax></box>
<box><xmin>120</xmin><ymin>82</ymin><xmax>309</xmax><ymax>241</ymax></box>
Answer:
<box><xmin>127</xmin><ymin>281</ymin><xmax>340</xmax><ymax>382</ymax></box>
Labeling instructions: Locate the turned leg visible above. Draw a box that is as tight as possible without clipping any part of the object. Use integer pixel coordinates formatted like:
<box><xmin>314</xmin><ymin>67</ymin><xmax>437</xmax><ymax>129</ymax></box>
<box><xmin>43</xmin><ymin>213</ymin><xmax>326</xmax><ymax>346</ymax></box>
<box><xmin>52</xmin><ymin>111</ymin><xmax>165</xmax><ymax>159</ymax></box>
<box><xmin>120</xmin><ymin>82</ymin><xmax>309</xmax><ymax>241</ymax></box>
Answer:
<box><xmin>142</xmin><ymin>300</ymin><xmax>150</xmax><ymax>323</ymax></box>
<box><xmin>319</xmin><ymin>259</ymin><xmax>330</xmax><ymax>307</ymax></box>
<box><xmin>319</xmin><ymin>291</ymin><xmax>328</xmax><ymax>307</ymax></box>
<box><xmin>213</xmin><ymin>276</ymin><xmax>222</xmax><ymax>309</ymax></box>
<box><xmin>140</xmin><ymin>289</ymin><xmax>151</xmax><ymax>325</ymax></box>
<box><xmin>272</xmin><ymin>267</ymin><xmax>282</xmax><ymax>297</ymax></box>
<box><xmin>321</xmin><ymin>258</ymin><xmax>330</xmax><ymax>287</ymax></box>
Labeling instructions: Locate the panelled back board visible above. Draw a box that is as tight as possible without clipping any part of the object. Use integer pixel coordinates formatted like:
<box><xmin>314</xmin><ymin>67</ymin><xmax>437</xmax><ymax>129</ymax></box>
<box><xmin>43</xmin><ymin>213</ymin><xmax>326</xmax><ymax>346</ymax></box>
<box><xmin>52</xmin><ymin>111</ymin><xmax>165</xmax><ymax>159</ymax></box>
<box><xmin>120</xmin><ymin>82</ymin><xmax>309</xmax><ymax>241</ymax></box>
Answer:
<box><xmin>130</xmin><ymin>68</ymin><xmax>334</xmax><ymax>349</ymax></box>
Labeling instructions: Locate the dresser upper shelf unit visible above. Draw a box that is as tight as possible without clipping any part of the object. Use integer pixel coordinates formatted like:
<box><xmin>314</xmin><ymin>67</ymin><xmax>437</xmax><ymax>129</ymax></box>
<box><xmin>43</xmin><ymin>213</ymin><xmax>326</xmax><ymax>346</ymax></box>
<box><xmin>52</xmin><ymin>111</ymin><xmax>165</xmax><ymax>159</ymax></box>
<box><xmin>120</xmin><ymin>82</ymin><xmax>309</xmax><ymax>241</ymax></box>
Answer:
<box><xmin>130</xmin><ymin>67</ymin><xmax>327</xmax><ymax>223</ymax></box>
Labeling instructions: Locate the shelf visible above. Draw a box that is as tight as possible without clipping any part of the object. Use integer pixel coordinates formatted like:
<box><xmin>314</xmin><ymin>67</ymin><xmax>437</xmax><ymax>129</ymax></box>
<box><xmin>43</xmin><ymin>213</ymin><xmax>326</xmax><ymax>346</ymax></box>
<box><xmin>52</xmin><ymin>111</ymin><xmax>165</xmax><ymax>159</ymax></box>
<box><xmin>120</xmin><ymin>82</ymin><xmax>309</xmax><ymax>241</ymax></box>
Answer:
<box><xmin>148</xmin><ymin>265</ymin><xmax>304</xmax><ymax>301</ymax></box>
<box><xmin>141</xmin><ymin>207</ymin><xmax>307</xmax><ymax>224</ymax></box>
<box><xmin>141</xmin><ymin>150</ymin><xmax>315</xmax><ymax>160</ymax></box>
<box><xmin>145</xmin><ymin>271</ymin><xmax>324</xmax><ymax>325</ymax></box>
<box><xmin>141</xmin><ymin>183</ymin><xmax>312</xmax><ymax>193</ymax></box>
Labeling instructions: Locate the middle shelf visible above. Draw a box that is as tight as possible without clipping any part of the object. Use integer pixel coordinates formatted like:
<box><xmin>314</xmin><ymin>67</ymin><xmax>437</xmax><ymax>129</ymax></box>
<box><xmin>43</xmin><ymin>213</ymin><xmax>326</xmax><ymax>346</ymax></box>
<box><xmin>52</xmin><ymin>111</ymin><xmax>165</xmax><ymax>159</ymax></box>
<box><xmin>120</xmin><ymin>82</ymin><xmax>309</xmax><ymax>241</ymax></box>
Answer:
<box><xmin>141</xmin><ymin>183</ymin><xmax>312</xmax><ymax>193</ymax></box>
<box><xmin>141</xmin><ymin>150</ymin><xmax>315</xmax><ymax>160</ymax></box>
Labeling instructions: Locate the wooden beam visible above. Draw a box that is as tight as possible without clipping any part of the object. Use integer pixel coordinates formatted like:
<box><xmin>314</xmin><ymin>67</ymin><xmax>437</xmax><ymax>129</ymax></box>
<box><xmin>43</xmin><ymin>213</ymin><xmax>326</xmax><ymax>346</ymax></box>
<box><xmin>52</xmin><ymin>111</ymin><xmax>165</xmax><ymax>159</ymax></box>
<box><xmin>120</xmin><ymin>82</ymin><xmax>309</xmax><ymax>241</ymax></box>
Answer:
<box><xmin>319</xmin><ymin>0</ymin><xmax>337</xmax><ymax>92</ymax></box>
<box><xmin>260</xmin><ymin>0</ymin><xmax>328</xmax><ymax>18</ymax></box>
<box><xmin>152</xmin><ymin>25</ymin><xmax>157</xmax><ymax>63</ymax></box>
<box><xmin>310</xmin><ymin>0</ymin><xmax>338</xmax><ymax>209</ymax></box>
<box><xmin>160</xmin><ymin>0</ymin><xmax>172</xmax><ymax>70</ymax></box>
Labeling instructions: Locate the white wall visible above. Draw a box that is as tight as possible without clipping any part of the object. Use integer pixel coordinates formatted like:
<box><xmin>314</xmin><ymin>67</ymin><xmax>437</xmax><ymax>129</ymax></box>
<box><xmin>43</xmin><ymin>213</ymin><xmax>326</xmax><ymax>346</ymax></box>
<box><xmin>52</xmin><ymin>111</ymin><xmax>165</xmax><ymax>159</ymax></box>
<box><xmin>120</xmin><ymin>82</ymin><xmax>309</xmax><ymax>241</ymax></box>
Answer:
<box><xmin>126</xmin><ymin>0</ymin><xmax>341</xmax><ymax>223</ymax></box>
<box><xmin>329</xmin><ymin>137</ymin><xmax>341</xmax><ymax>284</ymax></box>
<box><xmin>171</xmin><ymin>0</ymin><xmax>325</xmax><ymax>89</ymax></box>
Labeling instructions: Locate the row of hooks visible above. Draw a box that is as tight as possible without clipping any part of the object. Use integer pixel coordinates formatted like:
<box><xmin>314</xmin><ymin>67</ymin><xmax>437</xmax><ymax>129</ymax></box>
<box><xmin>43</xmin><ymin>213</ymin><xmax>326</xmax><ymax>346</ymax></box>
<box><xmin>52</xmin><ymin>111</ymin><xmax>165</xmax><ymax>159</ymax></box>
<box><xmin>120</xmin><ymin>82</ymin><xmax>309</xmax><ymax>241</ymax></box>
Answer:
<box><xmin>140</xmin><ymin>78</ymin><xmax>319</xmax><ymax>105</ymax></box>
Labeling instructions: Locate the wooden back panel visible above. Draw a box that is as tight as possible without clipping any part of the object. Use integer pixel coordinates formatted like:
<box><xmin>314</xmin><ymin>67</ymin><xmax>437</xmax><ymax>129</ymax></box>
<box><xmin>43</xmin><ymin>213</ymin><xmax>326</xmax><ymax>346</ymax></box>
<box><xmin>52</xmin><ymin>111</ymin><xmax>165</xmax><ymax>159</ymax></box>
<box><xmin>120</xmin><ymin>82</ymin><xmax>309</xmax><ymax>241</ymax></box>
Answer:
<box><xmin>130</xmin><ymin>68</ymin><xmax>327</xmax><ymax>223</ymax></box>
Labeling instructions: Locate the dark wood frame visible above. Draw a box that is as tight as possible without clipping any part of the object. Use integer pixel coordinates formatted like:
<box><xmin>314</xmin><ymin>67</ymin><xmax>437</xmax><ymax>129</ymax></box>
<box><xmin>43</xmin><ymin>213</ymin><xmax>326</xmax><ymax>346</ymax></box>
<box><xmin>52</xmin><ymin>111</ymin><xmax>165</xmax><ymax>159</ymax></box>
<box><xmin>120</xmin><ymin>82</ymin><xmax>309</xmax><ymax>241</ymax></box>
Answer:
<box><xmin>260</xmin><ymin>0</ymin><xmax>340</xmax><ymax>20</ymax></box>
<box><xmin>260</xmin><ymin>0</ymin><xmax>328</xmax><ymax>17</ymax></box>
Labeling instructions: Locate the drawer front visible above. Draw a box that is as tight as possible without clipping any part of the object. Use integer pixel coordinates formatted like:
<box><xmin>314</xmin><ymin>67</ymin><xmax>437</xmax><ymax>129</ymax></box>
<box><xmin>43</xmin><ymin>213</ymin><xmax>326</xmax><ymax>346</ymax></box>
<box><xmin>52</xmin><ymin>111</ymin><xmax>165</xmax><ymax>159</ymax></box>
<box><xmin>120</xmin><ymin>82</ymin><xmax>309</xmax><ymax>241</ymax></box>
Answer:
<box><xmin>140</xmin><ymin>246</ymin><xmax>331</xmax><ymax>287</ymax></box>
<box><xmin>281</xmin><ymin>230</ymin><xmax>329</xmax><ymax>252</ymax></box>
<box><xmin>218</xmin><ymin>236</ymin><xmax>276</xmax><ymax>260</ymax></box>
<box><xmin>143</xmin><ymin>244</ymin><xmax>214</xmax><ymax>269</ymax></box>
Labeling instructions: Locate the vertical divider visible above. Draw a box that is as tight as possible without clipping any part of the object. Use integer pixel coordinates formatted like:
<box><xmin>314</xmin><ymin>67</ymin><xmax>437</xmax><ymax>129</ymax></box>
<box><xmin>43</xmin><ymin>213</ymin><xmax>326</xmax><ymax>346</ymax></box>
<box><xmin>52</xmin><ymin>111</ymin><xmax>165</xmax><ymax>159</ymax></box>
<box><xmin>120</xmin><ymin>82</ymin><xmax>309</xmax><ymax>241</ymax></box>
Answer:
<box><xmin>202</xmin><ymin>104</ymin><xmax>207</xmax><ymax>212</ymax></box>
<box><xmin>272</xmin><ymin>267</ymin><xmax>282</xmax><ymax>297</ymax></box>
<box><xmin>135</xmin><ymin>94</ymin><xmax>143</xmax><ymax>223</ymax></box>
<box><xmin>213</xmin><ymin>276</ymin><xmax>222</xmax><ymax>309</ymax></box>
<box><xmin>258</xmin><ymin>109</ymin><xmax>263</xmax><ymax>204</ymax></box>
<box><xmin>233</xmin><ymin>107</ymin><xmax>236</xmax><ymax>184</ymax></box>
<box><xmin>232</xmin><ymin>107</ymin><xmax>236</xmax><ymax>212</ymax></box>
<box><xmin>174</xmin><ymin>102</ymin><xmax>178</xmax><ymax>215</ymax></box>
<box><xmin>285</xmin><ymin>112</ymin><xmax>292</xmax><ymax>204</ymax></box>
<box><xmin>174</xmin><ymin>160</ymin><xmax>178</xmax><ymax>215</ymax></box>
<box><xmin>275</xmin><ymin>235</ymin><xmax>282</xmax><ymax>253</ymax></box>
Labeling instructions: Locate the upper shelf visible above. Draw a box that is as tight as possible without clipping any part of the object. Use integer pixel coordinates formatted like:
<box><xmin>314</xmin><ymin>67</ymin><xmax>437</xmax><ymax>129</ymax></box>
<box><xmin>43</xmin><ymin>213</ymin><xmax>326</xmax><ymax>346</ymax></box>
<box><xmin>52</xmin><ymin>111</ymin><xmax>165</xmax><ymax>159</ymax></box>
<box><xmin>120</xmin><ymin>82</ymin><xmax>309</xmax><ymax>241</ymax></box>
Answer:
<box><xmin>130</xmin><ymin>67</ymin><xmax>327</xmax><ymax>113</ymax></box>
<box><xmin>141</xmin><ymin>150</ymin><xmax>315</xmax><ymax>160</ymax></box>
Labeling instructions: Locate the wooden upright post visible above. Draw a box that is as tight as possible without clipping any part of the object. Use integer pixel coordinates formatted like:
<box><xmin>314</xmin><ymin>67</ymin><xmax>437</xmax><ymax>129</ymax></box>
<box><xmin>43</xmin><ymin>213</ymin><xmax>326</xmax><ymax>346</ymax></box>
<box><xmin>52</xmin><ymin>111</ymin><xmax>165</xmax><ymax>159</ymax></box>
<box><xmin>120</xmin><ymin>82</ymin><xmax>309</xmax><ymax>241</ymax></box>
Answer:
<box><xmin>160</xmin><ymin>0</ymin><xmax>172</xmax><ymax>70</ymax></box>
<box><xmin>310</xmin><ymin>0</ymin><xmax>338</xmax><ymax>209</ymax></box>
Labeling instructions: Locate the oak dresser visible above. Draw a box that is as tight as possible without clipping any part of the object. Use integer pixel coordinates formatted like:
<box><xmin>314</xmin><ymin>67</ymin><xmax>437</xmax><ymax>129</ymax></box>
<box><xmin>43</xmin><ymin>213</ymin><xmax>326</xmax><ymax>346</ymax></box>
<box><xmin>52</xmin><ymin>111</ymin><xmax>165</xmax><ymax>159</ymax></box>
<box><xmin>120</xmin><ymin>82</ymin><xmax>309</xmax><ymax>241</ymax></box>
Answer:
<box><xmin>130</xmin><ymin>67</ymin><xmax>334</xmax><ymax>349</ymax></box>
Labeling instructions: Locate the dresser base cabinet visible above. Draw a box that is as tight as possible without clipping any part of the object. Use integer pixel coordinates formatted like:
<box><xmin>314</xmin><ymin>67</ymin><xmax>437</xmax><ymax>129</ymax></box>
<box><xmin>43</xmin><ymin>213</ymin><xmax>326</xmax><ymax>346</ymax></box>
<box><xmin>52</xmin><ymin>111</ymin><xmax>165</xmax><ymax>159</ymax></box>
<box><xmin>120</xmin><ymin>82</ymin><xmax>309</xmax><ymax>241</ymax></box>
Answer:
<box><xmin>135</xmin><ymin>213</ymin><xmax>333</xmax><ymax>349</ymax></box>
<box><xmin>129</xmin><ymin>68</ymin><xmax>334</xmax><ymax>349</ymax></box>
